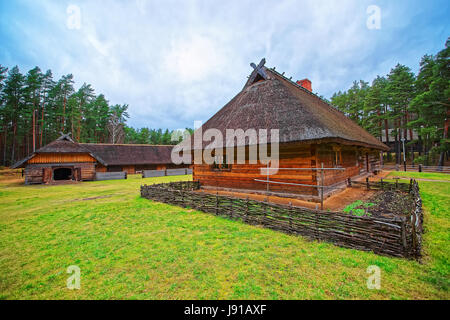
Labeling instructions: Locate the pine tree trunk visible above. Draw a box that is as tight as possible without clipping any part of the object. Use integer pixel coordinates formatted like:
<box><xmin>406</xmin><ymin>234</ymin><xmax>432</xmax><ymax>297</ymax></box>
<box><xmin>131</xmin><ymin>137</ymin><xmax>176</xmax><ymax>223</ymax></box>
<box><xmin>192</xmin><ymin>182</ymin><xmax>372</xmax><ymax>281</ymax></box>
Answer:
<box><xmin>40</xmin><ymin>90</ymin><xmax>46</xmax><ymax>148</ymax></box>
<box><xmin>32</xmin><ymin>109</ymin><xmax>35</xmax><ymax>152</ymax></box>
<box><xmin>10</xmin><ymin>123</ymin><xmax>16</xmax><ymax>165</ymax></box>
<box><xmin>3</xmin><ymin>126</ymin><xmax>7</xmax><ymax>166</ymax></box>
<box><xmin>438</xmin><ymin>117</ymin><xmax>449</xmax><ymax>167</ymax></box>
<box><xmin>394</xmin><ymin>120</ymin><xmax>399</xmax><ymax>164</ymax></box>
<box><xmin>62</xmin><ymin>94</ymin><xmax>67</xmax><ymax>132</ymax></box>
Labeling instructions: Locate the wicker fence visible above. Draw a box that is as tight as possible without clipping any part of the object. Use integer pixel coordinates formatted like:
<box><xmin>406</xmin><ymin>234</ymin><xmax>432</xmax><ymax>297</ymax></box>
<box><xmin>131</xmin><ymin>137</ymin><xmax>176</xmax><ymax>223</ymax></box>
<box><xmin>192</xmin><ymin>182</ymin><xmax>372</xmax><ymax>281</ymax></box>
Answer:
<box><xmin>140</xmin><ymin>180</ymin><xmax>423</xmax><ymax>259</ymax></box>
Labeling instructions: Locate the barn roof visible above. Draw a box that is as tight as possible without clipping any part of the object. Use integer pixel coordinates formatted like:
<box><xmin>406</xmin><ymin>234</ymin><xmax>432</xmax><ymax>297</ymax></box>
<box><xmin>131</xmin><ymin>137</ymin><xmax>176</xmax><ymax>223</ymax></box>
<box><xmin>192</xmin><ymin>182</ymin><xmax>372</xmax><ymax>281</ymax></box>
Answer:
<box><xmin>192</xmin><ymin>60</ymin><xmax>389</xmax><ymax>151</ymax></box>
<box><xmin>11</xmin><ymin>134</ymin><xmax>176</xmax><ymax>168</ymax></box>
<box><xmin>80</xmin><ymin>144</ymin><xmax>174</xmax><ymax>166</ymax></box>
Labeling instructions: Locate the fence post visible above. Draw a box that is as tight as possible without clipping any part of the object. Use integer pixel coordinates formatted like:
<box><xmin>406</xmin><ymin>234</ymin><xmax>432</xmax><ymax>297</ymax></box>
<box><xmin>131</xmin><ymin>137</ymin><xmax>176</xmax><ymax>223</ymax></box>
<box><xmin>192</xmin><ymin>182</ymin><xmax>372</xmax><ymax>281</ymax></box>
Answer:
<box><xmin>366</xmin><ymin>177</ymin><xmax>370</xmax><ymax>190</ymax></box>
<box><xmin>289</xmin><ymin>202</ymin><xmax>293</xmax><ymax>233</ymax></box>
<box><xmin>181</xmin><ymin>189</ymin><xmax>184</xmax><ymax>207</ymax></box>
<box><xmin>401</xmin><ymin>218</ymin><xmax>408</xmax><ymax>256</ymax></box>
<box><xmin>418</xmin><ymin>164</ymin><xmax>422</xmax><ymax>172</ymax></box>
<box><xmin>380</xmin><ymin>178</ymin><xmax>384</xmax><ymax>190</ymax></box>
<box><xmin>245</xmin><ymin>197</ymin><xmax>249</xmax><ymax>222</ymax></box>
<box><xmin>411</xmin><ymin>208</ymin><xmax>418</xmax><ymax>257</ymax></box>
<box><xmin>320</xmin><ymin>163</ymin><xmax>324</xmax><ymax>210</ymax></box>
<box><xmin>264</xmin><ymin>198</ymin><xmax>269</xmax><ymax>224</ymax></box>
<box><xmin>230</xmin><ymin>198</ymin><xmax>233</xmax><ymax>218</ymax></box>
<box><xmin>215</xmin><ymin>192</ymin><xmax>219</xmax><ymax>215</ymax></box>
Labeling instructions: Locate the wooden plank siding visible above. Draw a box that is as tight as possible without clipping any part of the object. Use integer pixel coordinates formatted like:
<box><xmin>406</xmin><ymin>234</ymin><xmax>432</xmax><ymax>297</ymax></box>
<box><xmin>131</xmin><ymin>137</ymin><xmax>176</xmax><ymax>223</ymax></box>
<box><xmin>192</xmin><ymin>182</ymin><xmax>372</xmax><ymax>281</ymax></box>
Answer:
<box><xmin>28</xmin><ymin>153</ymin><xmax>96</xmax><ymax>164</ymax></box>
<box><xmin>194</xmin><ymin>143</ymin><xmax>382</xmax><ymax>198</ymax></box>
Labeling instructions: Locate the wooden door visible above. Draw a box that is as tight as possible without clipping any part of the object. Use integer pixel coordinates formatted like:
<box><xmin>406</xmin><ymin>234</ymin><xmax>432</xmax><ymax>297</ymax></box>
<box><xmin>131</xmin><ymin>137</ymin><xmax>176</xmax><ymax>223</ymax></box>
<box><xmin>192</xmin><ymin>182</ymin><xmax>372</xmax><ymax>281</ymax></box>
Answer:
<box><xmin>43</xmin><ymin>168</ymin><xmax>52</xmax><ymax>184</ymax></box>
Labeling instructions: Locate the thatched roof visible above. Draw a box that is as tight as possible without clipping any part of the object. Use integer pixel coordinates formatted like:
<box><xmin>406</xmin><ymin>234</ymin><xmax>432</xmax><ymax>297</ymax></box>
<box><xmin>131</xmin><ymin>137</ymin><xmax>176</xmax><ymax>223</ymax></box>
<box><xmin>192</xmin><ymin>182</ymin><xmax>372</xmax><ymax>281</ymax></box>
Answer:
<box><xmin>80</xmin><ymin>144</ymin><xmax>174</xmax><ymax>166</ymax></box>
<box><xmin>11</xmin><ymin>134</ymin><xmax>176</xmax><ymax>168</ymax></box>
<box><xmin>193</xmin><ymin>62</ymin><xmax>389</xmax><ymax>151</ymax></box>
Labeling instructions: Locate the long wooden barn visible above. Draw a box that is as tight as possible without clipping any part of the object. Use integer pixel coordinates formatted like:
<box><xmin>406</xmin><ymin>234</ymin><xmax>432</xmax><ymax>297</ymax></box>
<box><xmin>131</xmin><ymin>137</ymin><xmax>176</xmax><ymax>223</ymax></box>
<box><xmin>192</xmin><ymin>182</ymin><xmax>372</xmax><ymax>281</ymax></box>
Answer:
<box><xmin>12</xmin><ymin>134</ymin><xmax>188</xmax><ymax>184</ymax></box>
<box><xmin>191</xmin><ymin>59</ymin><xmax>389</xmax><ymax>200</ymax></box>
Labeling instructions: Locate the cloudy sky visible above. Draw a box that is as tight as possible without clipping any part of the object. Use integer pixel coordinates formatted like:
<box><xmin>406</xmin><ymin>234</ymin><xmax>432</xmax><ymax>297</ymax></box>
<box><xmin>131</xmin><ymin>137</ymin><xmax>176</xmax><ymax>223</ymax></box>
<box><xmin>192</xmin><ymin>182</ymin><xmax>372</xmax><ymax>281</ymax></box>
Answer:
<box><xmin>1</xmin><ymin>0</ymin><xmax>449</xmax><ymax>130</ymax></box>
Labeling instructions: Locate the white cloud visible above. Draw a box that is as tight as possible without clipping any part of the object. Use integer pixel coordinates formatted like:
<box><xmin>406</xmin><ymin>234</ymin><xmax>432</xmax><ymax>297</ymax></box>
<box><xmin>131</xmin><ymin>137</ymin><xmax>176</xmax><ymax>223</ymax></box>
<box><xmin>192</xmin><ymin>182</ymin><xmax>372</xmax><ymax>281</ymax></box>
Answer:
<box><xmin>2</xmin><ymin>0</ymin><xmax>448</xmax><ymax>129</ymax></box>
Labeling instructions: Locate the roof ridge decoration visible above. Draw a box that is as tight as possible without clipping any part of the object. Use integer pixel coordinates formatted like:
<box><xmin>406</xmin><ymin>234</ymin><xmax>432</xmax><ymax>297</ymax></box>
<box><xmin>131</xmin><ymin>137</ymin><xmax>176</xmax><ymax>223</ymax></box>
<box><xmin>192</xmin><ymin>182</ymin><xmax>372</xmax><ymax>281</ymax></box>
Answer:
<box><xmin>56</xmin><ymin>132</ymin><xmax>76</xmax><ymax>143</ymax></box>
<box><xmin>245</xmin><ymin>58</ymin><xmax>269</xmax><ymax>87</ymax></box>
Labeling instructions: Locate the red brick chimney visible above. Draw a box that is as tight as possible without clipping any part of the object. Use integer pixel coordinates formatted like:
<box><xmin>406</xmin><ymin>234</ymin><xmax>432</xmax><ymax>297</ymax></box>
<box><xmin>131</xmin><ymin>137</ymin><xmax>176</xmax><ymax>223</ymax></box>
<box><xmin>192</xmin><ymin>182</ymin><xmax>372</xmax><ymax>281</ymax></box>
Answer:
<box><xmin>296</xmin><ymin>79</ymin><xmax>312</xmax><ymax>92</ymax></box>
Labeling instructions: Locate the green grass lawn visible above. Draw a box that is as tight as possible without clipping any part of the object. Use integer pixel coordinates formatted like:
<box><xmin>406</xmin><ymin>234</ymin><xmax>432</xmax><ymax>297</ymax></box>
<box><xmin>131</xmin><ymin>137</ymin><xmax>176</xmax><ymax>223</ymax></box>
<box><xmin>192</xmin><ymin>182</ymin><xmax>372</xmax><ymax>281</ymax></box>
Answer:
<box><xmin>0</xmin><ymin>172</ymin><xmax>448</xmax><ymax>299</ymax></box>
<box><xmin>387</xmin><ymin>171</ymin><xmax>450</xmax><ymax>181</ymax></box>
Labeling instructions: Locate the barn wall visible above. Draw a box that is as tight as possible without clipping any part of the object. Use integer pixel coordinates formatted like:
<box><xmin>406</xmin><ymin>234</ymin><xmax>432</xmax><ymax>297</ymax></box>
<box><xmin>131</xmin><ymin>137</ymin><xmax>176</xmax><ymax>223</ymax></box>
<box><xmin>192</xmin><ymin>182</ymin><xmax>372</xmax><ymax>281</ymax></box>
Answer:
<box><xmin>79</xmin><ymin>163</ymin><xmax>96</xmax><ymax>180</ymax></box>
<box><xmin>24</xmin><ymin>162</ymin><xmax>96</xmax><ymax>184</ymax></box>
<box><xmin>97</xmin><ymin>163</ymin><xmax>190</xmax><ymax>174</ymax></box>
<box><xmin>123</xmin><ymin>165</ymin><xmax>135</xmax><ymax>175</ymax></box>
<box><xmin>96</xmin><ymin>164</ymin><xmax>107</xmax><ymax>173</ymax></box>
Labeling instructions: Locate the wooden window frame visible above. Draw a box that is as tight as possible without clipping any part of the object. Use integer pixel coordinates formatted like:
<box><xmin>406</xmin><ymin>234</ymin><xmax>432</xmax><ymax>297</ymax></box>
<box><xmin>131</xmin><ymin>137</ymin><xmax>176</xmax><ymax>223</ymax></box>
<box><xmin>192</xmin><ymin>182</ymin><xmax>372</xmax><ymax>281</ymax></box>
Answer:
<box><xmin>211</xmin><ymin>154</ymin><xmax>232</xmax><ymax>172</ymax></box>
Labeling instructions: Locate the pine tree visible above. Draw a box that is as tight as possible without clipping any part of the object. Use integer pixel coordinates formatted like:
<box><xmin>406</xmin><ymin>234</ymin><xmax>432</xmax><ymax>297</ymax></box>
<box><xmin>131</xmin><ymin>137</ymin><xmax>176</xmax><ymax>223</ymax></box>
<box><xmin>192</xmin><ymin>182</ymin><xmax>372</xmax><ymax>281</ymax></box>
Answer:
<box><xmin>386</xmin><ymin>64</ymin><xmax>415</xmax><ymax>164</ymax></box>
<box><xmin>2</xmin><ymin>66</ymin><xmax>25</xmax><ymax>165</ymax></box>
<box><xmin>410</xmin><ymin>38</ymin><xmax>450</xmax><ymax>166</ymax></box>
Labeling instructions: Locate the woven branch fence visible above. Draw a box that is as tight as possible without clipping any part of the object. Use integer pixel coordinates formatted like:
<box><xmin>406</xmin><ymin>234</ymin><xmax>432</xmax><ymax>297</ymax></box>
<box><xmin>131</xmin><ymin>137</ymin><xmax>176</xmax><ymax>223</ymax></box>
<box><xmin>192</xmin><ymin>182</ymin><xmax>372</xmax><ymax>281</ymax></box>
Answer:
<box><xmin>140</xmin><ymin>179</ymin><xmax>423</xmax><ymax>259</ymax></box>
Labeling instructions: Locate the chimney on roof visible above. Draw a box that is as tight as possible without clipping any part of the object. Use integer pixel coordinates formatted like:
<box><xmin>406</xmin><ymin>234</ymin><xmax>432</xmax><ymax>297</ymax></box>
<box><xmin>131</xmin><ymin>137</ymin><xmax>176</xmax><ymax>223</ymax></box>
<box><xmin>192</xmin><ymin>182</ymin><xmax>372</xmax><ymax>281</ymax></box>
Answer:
<box><xmin>296</xmin><ymin>79</ymin><xmax>312</xmax><ymax>92</ymax></box>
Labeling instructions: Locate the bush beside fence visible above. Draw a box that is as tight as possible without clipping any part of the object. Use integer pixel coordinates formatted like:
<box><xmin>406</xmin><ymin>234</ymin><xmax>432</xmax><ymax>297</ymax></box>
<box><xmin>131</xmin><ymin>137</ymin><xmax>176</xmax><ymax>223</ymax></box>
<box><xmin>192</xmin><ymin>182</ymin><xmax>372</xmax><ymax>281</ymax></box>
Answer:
<box><xmin>141</xmin><ymin>180</ymin><xmax>423</xmax><ymax>259</ymax></box>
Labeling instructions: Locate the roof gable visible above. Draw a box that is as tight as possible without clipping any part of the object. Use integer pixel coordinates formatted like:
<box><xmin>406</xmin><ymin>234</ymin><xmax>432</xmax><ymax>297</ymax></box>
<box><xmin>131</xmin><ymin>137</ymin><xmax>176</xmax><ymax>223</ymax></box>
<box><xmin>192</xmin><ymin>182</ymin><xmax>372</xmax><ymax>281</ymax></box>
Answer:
<box><xmin>11</xmin><ymin>133</ymin><xmax>106</xmax><ymax>168</ymax></box>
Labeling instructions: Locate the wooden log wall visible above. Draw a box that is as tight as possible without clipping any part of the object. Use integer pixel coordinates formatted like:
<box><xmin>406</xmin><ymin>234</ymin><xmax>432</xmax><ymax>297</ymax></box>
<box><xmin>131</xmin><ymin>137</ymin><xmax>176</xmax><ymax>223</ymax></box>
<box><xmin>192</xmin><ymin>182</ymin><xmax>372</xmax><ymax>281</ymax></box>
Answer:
<box><xmin>317</xmin><ymin>145</ymin><xmax>360</xmax><ymax>186</ymax></box>
<box><xmin>140</xmin><ymin>179</ymin><xmax>423</xmax><ymax>259</ymax></box>
<box><xmin>193</xmin><ymin>144</ymin><xmax>317</xmax><ymax>195</ymax></box>
<box><xmin>194</xmin><ymin>143</ymin><xmax>382</xmax><ymax>196</ymax></box>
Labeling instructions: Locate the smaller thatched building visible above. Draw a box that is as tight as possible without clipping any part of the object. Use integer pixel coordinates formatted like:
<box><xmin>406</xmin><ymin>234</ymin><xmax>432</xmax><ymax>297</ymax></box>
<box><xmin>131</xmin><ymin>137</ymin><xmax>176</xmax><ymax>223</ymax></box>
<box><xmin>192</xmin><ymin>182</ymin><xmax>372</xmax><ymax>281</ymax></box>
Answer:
<box><xmin>12</xmin><ymin>134</ymin><xmax>187</xmax><ymax>184</ymax></box>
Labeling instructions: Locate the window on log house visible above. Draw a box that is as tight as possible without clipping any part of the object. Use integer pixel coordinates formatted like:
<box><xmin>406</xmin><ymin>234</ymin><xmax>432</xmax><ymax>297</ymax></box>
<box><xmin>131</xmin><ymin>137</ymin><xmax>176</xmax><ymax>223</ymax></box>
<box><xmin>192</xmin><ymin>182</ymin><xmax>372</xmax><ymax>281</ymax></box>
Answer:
<box><xmin>332</xmin><ymin>150</ymin><xmax>342</xmax><ymax>167</ymax></box>
<box><xmin>212</xmin><ymin>154</ymin><xmax>232</xmax><ymax>171</ymax></box>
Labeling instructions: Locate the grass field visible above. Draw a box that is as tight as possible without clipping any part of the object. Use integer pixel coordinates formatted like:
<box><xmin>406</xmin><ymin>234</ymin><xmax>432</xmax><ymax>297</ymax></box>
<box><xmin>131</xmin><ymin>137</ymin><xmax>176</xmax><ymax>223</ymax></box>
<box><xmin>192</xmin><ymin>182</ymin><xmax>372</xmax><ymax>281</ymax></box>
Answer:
<box><xmin>0</xmin><ymin>171</ymin><xmax>448</xmax><ymax>299</ymax></box>
<box><xmin>387</xmin><ymin>171</ymin><xmax>450</xmax><ymax>181</ymax></box>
